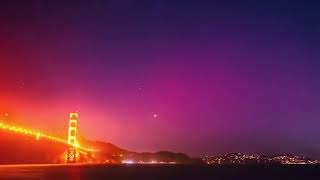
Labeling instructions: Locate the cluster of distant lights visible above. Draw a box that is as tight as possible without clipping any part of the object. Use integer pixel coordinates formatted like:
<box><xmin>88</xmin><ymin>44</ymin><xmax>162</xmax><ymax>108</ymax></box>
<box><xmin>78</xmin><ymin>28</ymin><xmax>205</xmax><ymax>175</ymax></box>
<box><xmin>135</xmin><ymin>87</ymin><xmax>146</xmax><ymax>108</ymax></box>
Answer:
<box><xmin>272</xmin><ymin>155</ymin><xmax>320</xmax><ymax>165</ymax></box>
<box><xmin>0</xmin><ymin>120</ymin><xmax>97</xmax><ymax>152</ymax></box>
<box><xmin>202</xmin><ymin>153</ymin><xmax>320</xmax><ymax>165</ymax></box>
<box><xmin>122</xmin><ymin>160</ymin><xmax>176</xmax><ymax>165</ymax></box>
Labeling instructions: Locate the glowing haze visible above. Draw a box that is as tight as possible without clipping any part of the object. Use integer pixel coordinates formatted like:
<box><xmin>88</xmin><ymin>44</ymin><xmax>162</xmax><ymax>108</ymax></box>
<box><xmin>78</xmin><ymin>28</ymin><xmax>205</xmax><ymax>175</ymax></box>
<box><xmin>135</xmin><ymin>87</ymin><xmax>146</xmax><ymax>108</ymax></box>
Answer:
<box><xmin>0</xmin><ymin>1</ymin><xmax>319</xmax><ymax>157</ymax></box>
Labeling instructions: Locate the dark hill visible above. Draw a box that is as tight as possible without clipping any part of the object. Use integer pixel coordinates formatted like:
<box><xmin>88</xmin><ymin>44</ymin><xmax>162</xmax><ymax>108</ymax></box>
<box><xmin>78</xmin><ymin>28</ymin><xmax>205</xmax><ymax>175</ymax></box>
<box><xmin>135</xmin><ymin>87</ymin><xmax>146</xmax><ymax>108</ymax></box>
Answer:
<box><xmin>0</xmin><ymin>131</ymin><xmax>193</xmax><ymax>164</ymax></box>
<box><xmin>82</xmin><ymin>140</ymin><xmax>193</xmax><ymax>164</ymax></box>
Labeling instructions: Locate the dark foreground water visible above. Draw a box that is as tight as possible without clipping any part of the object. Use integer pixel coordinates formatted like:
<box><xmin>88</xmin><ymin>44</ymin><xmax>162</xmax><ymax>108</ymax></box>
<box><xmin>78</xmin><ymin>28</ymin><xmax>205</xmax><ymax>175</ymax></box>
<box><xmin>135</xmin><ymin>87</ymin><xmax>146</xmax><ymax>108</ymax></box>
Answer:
<box><xmin>0</xmin><ymin>164</ymin><xmax>319</xmax><ymax>180</ymax></box>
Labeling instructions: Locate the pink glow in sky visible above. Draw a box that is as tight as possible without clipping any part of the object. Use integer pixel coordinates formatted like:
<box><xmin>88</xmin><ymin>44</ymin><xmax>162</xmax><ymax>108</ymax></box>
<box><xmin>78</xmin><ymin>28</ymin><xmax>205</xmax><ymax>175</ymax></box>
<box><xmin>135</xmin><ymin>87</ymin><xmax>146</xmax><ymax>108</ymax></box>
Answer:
<box><xmin>0</xmin><ymin>1</ymin><xmax>320</xmax><ymax>158</ymax></box>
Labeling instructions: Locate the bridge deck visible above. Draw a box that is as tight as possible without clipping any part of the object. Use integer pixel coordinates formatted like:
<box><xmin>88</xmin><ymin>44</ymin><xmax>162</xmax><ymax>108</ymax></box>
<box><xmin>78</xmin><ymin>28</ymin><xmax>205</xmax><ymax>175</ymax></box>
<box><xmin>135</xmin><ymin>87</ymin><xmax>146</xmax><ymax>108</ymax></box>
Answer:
<box><xmin>0</xmin><ymin>122</ymin><xmax>97</xmax><ymax>152</ymax></box>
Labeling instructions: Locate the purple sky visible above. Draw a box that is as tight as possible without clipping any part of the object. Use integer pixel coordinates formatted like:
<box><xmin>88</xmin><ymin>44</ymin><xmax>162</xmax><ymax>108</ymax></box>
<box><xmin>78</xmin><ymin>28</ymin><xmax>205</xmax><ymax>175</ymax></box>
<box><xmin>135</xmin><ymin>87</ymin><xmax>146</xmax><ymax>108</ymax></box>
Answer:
<box><xmin>0</xmin><ymin>1</ymin><xmax>320</xmax><ymax>157</ymax></box>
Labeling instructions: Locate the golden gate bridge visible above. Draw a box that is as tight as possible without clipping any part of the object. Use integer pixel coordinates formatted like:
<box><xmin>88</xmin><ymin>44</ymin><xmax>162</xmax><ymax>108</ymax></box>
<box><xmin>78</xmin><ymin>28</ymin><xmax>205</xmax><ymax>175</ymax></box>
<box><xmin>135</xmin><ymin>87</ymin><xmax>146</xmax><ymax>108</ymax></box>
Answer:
<box><xmin>0</xmin><ymin>112</ymin><xmax>98</xmax><ymax>163</ymax></box>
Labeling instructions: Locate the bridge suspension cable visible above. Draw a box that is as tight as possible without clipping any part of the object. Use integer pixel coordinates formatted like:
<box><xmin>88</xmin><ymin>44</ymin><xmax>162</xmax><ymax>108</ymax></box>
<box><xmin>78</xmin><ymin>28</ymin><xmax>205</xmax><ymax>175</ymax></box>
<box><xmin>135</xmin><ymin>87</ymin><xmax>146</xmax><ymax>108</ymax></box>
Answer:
<box><xmin>0</xmin><ymin>121</ymin><xmax>97</xmax><ymax>152</ymax></box>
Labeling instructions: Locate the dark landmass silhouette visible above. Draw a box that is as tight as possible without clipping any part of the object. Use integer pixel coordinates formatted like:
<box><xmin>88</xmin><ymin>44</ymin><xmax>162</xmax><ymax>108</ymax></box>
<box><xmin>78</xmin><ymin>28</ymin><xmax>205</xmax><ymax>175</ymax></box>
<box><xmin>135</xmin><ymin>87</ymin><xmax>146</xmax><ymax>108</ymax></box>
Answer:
<box><xmin>0</xmin><ymin>130</ymin><xmax>193</xmax><ymax>164</ymax></box>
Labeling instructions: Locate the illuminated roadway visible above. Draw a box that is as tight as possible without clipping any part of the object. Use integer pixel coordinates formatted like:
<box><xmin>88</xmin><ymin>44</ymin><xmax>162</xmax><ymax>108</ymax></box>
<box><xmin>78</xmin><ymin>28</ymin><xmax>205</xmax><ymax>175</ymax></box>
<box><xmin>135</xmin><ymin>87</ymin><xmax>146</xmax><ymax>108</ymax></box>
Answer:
<box><xmin>0</xmin><ymin>121</ymin><xmax>97</xmax><ymax>152</ymax></box>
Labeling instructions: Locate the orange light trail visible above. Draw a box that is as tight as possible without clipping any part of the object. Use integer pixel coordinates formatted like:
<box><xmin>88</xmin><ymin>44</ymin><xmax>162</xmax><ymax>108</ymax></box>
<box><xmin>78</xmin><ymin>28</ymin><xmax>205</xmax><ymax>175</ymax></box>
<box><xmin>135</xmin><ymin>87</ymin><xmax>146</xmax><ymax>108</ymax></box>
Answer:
<box><xmin>0</xmin><ymin>121</ymin><xmax>98</xmax><ymax>152</ymax></box>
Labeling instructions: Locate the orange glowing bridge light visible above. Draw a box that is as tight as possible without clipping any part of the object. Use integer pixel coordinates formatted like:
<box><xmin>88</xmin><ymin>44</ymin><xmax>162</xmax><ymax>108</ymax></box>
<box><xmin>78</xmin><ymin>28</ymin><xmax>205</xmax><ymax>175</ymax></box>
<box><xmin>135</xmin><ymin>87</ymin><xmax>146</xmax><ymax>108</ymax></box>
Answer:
<box><xmin>0</xmin><ymin>115</ymin><xmax>98</xmax><ymax>154</ymax></box>
<box><xmin>67</xmin><ymin>112</ymin><xmax>79</xmax><ymax>163</ymax></box>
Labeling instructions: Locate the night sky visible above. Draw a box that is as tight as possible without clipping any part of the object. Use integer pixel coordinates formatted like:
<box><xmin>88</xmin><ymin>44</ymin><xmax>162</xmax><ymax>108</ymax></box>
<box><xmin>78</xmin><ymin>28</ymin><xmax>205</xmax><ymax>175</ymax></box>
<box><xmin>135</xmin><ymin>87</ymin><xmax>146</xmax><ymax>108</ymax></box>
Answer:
<box><xmin>0</xmin><ymin>0</ymin><xmax>320</xmax><ymax>157</ymax></box>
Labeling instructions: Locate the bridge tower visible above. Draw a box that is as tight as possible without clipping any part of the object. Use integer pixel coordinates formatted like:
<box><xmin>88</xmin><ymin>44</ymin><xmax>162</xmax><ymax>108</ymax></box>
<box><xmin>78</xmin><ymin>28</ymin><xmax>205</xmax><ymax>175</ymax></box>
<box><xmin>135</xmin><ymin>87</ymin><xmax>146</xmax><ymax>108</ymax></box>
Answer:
<box><xmin>66</xmin><ymin>112</ymin><xmax>78</xmax><ymax>163</ymax></box>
